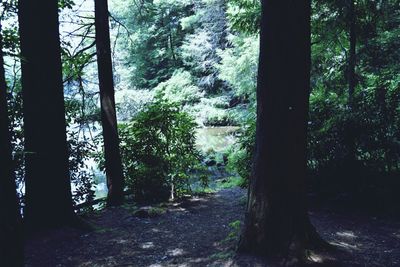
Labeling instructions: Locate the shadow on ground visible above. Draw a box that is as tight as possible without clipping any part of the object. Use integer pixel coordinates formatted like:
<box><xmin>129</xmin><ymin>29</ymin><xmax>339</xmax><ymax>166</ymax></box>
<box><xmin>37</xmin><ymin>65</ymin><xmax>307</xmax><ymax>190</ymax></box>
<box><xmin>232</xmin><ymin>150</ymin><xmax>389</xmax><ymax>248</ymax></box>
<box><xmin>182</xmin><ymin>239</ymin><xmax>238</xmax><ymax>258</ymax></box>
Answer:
<box><xmin>25</xmin><ymin>187</ymin><xmax>400</xmax><ymax>267</ymax></box>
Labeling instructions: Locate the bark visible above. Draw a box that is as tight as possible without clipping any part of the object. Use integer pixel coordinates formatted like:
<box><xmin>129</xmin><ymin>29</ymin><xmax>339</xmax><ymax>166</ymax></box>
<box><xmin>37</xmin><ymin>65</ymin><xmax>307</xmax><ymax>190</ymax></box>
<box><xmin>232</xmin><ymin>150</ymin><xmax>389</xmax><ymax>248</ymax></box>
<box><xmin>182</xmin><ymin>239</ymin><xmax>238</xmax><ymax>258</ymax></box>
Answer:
<box><xmin>238</xmin><ymin>0</ymin><xmax>324</xmax><ymax>258</ymax></box>
<box><xmin>94</xmin><ymin>0</ymin><xmax>125</xmax><ymax>206</ymax></box>
<box><xmin>18</xmin><ymin>0</ymin><xmax>74</xmax><ymax>230</ymax></box>
<box><xmin>0</xmin><ymin>23</ymin><xmax>23</xmax><ymax>267</ymax></box>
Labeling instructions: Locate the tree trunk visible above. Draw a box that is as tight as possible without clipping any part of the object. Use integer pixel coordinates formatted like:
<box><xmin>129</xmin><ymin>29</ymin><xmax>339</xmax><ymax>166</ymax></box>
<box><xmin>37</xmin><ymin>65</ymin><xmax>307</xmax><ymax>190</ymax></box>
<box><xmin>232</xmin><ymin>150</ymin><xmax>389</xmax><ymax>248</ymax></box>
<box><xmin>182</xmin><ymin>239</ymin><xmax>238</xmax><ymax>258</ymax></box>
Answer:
<box><xmin>18</xmin><ymin>0</ymin><xmax>74</xmax><ymax>230</ymax></box>
<box><xmin>94</xmin><ymin>0</ymin><xmax>125</xmax><ymax>206</ymax></box>
<box><xmin>0</xmin><ymin>23</ymin><xmax>23</xmax><ymax>267</ymax></box>
<box><xmin>238</xmin><ymin>0</ymin><xmax>324</xmax><ymax>258</ymax></box>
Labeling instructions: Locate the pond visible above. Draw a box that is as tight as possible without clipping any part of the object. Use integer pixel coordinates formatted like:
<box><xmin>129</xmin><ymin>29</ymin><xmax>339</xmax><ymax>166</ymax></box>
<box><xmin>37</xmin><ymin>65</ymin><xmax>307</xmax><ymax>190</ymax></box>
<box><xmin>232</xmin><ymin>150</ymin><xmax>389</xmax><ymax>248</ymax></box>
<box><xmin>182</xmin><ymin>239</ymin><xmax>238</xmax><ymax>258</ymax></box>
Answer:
<box><xmin>195</xmin><ymin>126</ymin><xmax>240</xmax><ymax>153</ymax></box>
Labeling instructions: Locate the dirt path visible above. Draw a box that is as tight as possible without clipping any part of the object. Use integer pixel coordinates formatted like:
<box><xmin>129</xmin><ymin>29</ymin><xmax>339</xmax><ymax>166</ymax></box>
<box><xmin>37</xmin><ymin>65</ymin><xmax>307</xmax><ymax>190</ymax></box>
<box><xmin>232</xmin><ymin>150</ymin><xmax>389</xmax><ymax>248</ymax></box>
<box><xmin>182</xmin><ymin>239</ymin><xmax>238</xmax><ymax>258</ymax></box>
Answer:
<box><xmin>25</xmin><ymin>188</ymin><xmax>246</xmax><ymax>267</ymax></box>
<box><xmin>25</xmin><ymin>188</ymin><xmax>400</xmax><ymax>267</ymax></box>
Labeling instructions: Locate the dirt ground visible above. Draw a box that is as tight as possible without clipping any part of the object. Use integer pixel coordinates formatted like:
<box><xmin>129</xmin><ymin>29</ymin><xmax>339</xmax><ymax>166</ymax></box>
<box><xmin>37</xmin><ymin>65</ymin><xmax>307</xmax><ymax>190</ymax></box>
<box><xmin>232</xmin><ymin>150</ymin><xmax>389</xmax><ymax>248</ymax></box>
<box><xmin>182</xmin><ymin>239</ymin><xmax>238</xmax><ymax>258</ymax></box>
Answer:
<box><xmin>24</xmin><ymin>187</ymin><xmax>400</xmax><ymax>267</ymax></box>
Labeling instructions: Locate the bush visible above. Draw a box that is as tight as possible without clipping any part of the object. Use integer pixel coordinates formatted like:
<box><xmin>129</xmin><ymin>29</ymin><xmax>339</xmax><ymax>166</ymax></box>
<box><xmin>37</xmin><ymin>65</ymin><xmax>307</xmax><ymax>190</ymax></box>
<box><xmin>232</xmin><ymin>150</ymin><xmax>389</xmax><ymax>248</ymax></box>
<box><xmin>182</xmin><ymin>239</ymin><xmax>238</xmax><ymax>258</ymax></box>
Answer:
<box><xmin>68</xmin><ymin>131</ymin><xmax>96</xmax><ymax>208</ymax></box>
<box><xmin>308</xmin><ymin>83</ymin><xmax>400</xmax><ymax>174</ymax></box>
<box><xmin>119</xmin><ymin>97</ymin><xmax>201</xmax><ymax>202</ymax></box>
<box><xmin>227</xmin><ymin>114</ymin><xmax>256</xmax><ymax>185</ymax></box>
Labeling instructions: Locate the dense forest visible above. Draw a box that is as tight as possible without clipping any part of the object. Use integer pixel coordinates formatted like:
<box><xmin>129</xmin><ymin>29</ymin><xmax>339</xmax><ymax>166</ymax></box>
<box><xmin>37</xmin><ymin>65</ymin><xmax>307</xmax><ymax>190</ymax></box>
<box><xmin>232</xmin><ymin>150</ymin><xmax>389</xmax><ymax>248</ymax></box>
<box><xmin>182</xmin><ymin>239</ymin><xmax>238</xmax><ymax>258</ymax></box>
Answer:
<box><xmin>1</xmin><ymin>0</ymin><xmax>399</xmax><ymax>266</ymax></box>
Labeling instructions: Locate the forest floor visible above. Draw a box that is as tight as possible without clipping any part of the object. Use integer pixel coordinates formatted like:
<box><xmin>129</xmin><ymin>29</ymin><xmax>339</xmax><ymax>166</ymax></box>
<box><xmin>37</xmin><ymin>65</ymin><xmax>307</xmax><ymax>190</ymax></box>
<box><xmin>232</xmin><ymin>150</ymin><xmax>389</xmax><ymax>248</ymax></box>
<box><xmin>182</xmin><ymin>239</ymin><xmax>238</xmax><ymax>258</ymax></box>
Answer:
<box><xmin>24</xmin><ymin>185</ymin><xmax>400</xmax><ymax>267</ymax></box>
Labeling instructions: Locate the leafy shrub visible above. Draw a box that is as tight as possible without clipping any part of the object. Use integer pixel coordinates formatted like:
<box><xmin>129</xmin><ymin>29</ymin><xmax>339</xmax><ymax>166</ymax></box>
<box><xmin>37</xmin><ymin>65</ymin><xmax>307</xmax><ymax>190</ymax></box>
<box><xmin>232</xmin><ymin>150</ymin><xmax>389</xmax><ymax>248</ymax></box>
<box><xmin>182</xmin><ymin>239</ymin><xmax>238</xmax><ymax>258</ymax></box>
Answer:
<box><xmin>67</xmin><ymin>131</ymin><xmax>96</xmax><ymax>208</ymax></box>
<box><xmin>308</xmin><ymin>81</ymin><xmax>400</xmax><ymax>175</ymax></box>
<box><xmin>119</xmin><ymin>97</ymin><xmax>201</xmax><ymax>202</ymax></box>
<box><xmin>65</xmin><ymin>98</ymin><xmax>97</xmax><ymax>208</ymax></box>
<box><xmin>307</xmin><ymin>77</ymin><xmax>400</xmax><ymax>198</ymax></box>
<box><xmin>223</xmin><ymin>220</ymin><xmax>242</xmax><ymax>244</ymax></box>
<box><xmin>307</xmin><ymin>89</ymin><xmax>349</xmax><ymax>172</ymax></box>
<box><xmin>227</xmin><ymin>114</ymin><xmax>256</xmax><ymax>185</ymax></box>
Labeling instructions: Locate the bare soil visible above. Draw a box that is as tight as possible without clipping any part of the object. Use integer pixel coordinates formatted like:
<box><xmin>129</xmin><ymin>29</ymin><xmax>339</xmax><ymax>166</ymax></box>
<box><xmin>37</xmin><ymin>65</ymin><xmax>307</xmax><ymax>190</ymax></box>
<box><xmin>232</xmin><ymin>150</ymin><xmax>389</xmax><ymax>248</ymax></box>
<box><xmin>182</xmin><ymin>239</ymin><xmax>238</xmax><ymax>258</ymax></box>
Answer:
<box><xmin>24</xmin><ymin>187</ymin><xmax>400</xmax><ymax>267</ymax></box>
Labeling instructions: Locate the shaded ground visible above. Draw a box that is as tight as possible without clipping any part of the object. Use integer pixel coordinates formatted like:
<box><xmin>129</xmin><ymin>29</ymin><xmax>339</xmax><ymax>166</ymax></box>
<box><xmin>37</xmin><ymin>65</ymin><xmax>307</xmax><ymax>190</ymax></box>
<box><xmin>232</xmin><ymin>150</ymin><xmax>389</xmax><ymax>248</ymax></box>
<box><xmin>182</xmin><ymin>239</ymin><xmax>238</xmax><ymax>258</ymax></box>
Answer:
<box><xmin>25</xmin><ymin>187</ymin><xmax>400</xmax><ymax>267</ymax></box>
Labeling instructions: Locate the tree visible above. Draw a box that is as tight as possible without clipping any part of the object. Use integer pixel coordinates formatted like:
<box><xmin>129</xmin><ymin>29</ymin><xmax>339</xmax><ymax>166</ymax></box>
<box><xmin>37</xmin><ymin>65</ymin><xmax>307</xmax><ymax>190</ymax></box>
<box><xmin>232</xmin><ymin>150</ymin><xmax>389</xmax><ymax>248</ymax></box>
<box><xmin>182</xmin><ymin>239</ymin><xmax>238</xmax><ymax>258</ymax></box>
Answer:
<box><xmin>119</xmin><ymin>97</ymin><xmax>199</xmax><ymax>202</ymax></box>
<box><xmin>180</xmin><ymin>0</ymin><xmax>228</xmax><ymax>93</ymax></box>
<box><xmin>94</xmin><ymin>0</ymin><xmax>125</xmax><ymax>206</ymax></box>
<box><xmin>0</xmin><ymin>21</ymin><xmax>23</xmax><ymax>266</ymax></box>
<box><xmin>18</xmin><ymin>0</ymin><xmax>74</xmax><ymax>229</ymax></box>
<box><xmin>120</xmin><ymin>0</ymin><xmax>193</xmax><ymax>89</ymax></box>
<box><xmin>238</xmin><ymin>0</ymin><xmax>324</xmax><ymax>258</ymax></box>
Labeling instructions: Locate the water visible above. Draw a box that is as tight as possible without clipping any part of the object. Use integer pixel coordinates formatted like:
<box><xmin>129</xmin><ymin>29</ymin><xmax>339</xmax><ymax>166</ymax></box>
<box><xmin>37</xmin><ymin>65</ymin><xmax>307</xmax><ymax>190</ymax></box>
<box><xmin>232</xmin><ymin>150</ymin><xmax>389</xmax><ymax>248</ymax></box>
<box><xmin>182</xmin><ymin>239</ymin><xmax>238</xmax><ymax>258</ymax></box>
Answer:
<box><xmin>195</xmin><ymin>126</ymin><xmax>240</xmax><ymax>153</ymax></box>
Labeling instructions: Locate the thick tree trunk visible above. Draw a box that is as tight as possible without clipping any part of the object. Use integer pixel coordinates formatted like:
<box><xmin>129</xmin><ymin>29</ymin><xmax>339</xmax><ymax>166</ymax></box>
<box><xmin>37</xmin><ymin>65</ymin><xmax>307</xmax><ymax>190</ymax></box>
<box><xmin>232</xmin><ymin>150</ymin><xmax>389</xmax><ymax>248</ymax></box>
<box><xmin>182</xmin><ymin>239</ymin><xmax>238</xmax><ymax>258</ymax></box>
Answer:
<box><xmin>238</xmin><ymin>0</ymin><xmax>323</xmax><ymax>258</ymax></box>
<box><xmin>0</xmin><ymin>23</ymin><xmax>23</xmax><ymax>267</ymax></box>
<box><xmin>94</xmin><ymin>0</ymin><xmax>125</xmax><ymax>206</ymax></box>
<box><xmin>18</xmin><ymin>0</ymin><xmax>74</xmax><ymax>230</ymax></box>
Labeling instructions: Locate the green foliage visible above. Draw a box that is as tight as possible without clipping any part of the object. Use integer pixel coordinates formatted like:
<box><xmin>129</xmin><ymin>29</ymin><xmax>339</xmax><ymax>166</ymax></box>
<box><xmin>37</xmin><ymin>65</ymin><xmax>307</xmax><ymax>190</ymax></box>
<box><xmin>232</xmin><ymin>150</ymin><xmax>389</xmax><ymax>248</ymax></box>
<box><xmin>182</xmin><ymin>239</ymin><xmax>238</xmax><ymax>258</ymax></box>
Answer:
<box><xmin>122</xmin><ymin>0</ymin><xmax>194</xmax><ymax>89</ymax></box>
<box><xmin>227</xmin><ymin>114</ymin><xmax>255</xmax><ymax>184</ymax></box>
<box><xmin>192</xmin><ymin>96</ymin><xmax>236</xmax><ymax>126</ymax></box>
<box><xmin>309</xmin><ymin>0</ymin><xmax>400</xmax><ymax>172</ymax></box>
<box><xmin>61</xmin><ymin>44</ymin><xmax>95</xmax><ymax>84</ymax></box>
<box><xmin>1</xmin><ymin>27</ymin><xmax>19</xmax><ymax>54</ymax></box>
<box><xmin>180</xmin><ymin>30</ymin><xmax>215</xmax><ymax>75</ymax></box>
<box><xmin>308</xmin><ymin>81</ymin><xmax>400</xmax><ymax>174</ymax></box>
<box><xmin>180</xmin><ymin>13</ymin><xmax>201</xmax><ymax>31</ymax></box>
<box><xmin>119</xmin><ymin>97</ymin><xmax>201</xmax><ymax>201</ymax></box>
<box><xmin>115</xmin><ymin>89</ymin><xmax>154</xmax><ymax>122</ymax></box>
<box><xmin>6</xmin><ymin>0</ymin><xmax>398</xmax><ymax>213</ymax></box>
<box><xmin>226</xmin><ymin>0</ymin><xmax>260</xmax><ymax>34</ymax></box>
<box><xmin>180</xmin><ymin>0</ymin><xmax>227</xmax><ymax>93</ymax></box>
<box><xmin>224</xmin><ymin>220</ymin><xmax>241</xmax><ymax>242</ymax></box>
<box><xmin>215</xmin><ymin>176</ymin><xmax>245</xmax><ymax>190</ymax></box>
<box><xmin>218</xmin><ymin>0</ymin><xmax>394</xmax><ymax>193</ymax></box>
<box><xmin>225</xmin><ymin>1</ymin><xmax>400</xmax><ymax>194</ymax></box>
<box><xmin>0</xmin><ymin>0</ymin><xmax>18</xmax><ymax>22</ymax></box>
<box><xmin>58</xmin><ymin>0</ymin><xmax>74</xmax><ymax>10</ymax></box>
<box><xmin>216</xmin><ymin>34</ymin><xmax>258</xmax><ymax>99</ymax></box>
<box><xmin>154</xmin><ymin>69</ymin><xmax>204</xmax><ymax>105</ymax></box>
<box><xmin>203</xmin><ymin>109</ymin><xmax>234</xmax><ymax>126</ymax></box>
<box><xmin>65</xmin><ymin>99</ymin><xmax>97</xmax><ymax>207</ymax></box>
<box><xmin>210</xmin><ymin>220</ymin><xmax>241</xmax><ymax>259</ymax></box>
<box><xmin>67</xmin><ymin>130</ymin><xmax>96</xmax><ymax>207</ymax></box>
